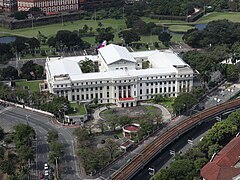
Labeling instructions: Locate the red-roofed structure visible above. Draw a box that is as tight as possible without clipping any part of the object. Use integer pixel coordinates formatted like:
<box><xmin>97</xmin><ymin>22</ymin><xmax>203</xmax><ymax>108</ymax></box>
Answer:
<box><xmin>201</xmin><ymin>136</ymin><xmax>240</xmax><ymax>180</ymax></box>
<box><xmin>122</xmin><ymin>124</ymin><xmax>140</xmax><ymax>139</ymax></box>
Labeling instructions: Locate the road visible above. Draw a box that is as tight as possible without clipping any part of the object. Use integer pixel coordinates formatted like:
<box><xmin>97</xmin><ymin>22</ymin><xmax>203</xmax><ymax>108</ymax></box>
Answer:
<box><xmin>0</xmin><ymin>105</ymin><xmax>82</xmax><ymax>180</ymax></box>
<box><xmin>132</xmin><ymin>120</ymin><xmax>216</xmax><ymax>180</ymax></box>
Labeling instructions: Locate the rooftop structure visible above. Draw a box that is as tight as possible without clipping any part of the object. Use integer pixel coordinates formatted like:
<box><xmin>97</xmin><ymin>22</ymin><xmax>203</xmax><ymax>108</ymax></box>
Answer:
<box><xmin>45</xmin><ymin>44</ymin><xmax>194</xmax><ymax>107</ymax></box>
<box><xmin>201</xmin><ymin>135</ymin><xmax>240</xmax><ymax>180</ymax></box>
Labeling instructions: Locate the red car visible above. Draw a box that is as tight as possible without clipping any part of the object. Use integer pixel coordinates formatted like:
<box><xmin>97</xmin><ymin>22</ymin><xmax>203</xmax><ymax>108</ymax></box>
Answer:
<box><xmin>39</xmin><ymin>172</ymin><xmax>45</xmax><ymax>179</ymax></box>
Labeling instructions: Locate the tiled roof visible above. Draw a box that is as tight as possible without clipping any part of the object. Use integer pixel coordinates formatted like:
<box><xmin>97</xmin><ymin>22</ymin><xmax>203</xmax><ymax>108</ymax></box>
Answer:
<box><xmin>201</xmin><ymin>136</ymin><xmax>240</xmax><ymax>180</ymax></box>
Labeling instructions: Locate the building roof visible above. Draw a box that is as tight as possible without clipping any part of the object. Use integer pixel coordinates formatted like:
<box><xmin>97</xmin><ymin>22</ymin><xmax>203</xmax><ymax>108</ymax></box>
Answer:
<box><xmin>98</xmin><ymin>44</ymin><xmax>136</xmax><ymax>65</ymax></box>
<box><xmin>46</xmin><ymin>44</ymin><xmax>193</xmax><ymax>82</ymax></box>
<box><xmin>201</xmin><ymin>136</ymin><xmax>240</xmax><ymax>180</ymax></box>
<box><xmin>148</xmin><ymin>50</ymin><xmax>188</xmax><ymax>68</ymax></box>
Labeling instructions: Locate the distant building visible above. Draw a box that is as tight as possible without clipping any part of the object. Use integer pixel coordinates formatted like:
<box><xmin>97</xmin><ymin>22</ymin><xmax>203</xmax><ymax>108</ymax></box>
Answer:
<box><xmin>201</xmin><ymin>135</ymin><xmax>240</xmax><ymax>180</ymax></box>
<box><xmin>0</xmin><ymin>0</ymin><xmax>17</xmax><ymax>12</ymax></box>
<box><xmin>45</xmin><ymin>44</ymin><xmax>194</xmax><ymax>107</ymax></box>
<box><xmin>17</xmin><ymin>0</ymin><xmax>78</xmax><ymax>13</ymax></box>
<box><xmin>79</xmin><ymin>0</ymin><xmax>114</xmax><ymax>10</ymax></box>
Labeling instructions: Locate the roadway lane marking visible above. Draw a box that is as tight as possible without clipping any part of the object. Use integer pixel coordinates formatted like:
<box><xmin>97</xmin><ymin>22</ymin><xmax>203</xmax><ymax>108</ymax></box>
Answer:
<box><xmin>0</xmin><ymin>107</ymin><xmax>12</xmax><ymax>114</ymax></box>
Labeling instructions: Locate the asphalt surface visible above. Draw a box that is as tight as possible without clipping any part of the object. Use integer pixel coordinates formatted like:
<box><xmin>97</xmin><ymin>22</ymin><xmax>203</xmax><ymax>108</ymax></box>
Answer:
<box><xmin>0</xmin><ymin>105</ymin><xmax>82</xmax><ymax>180</ymax></box>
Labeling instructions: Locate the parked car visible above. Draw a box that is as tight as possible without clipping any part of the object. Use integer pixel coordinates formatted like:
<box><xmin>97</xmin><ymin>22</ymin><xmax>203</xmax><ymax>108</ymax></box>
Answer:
<box><xmin>44</xmin><ymin>162</ymin><xmax>48</xmax><ymax>170</ymax></box>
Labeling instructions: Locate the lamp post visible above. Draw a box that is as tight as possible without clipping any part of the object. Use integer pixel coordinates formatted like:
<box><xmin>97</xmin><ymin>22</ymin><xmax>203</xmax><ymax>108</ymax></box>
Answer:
<box><xmin>55</xmin><ymin>157</ymin><xmax>59</xmax><ymax>179</ymax></box>
<box><xmin>26</xmin><ymin>115</ymin><xmax>30</xmax><ymax>125</ymax></box>
<box><xmin>227</xmin><ymin>88</ymin><xmax>234</xmax><ymax>99</ymax></box>
<box><xmin>214</xmin><ymin>97</ymin><xmax>221</xmax><ymax>106</ymax></box>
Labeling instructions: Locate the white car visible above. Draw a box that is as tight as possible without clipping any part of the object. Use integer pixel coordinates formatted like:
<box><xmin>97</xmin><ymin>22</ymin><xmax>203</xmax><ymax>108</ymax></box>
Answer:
<box><xmin>44</xmin><ymin>170</ymin><xmax>49</xmax><ymax>177</ymax></box>
<box><xmin>44</xmin><ymin>163</ymin><xmax>48</xmax><ymax>170</ymax></box>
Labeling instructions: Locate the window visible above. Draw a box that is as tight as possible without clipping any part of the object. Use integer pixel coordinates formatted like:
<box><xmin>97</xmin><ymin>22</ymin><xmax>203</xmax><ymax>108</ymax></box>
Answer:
<box><xmin>107</xmin><ymin>92</ymin><xmax>109</xmax><ymax>98</ymax></box>
<box><xmin>86</xmin><ymin>88</ymin><xmax>88</xmax><ymax>91</ymax></box>
<box><xmin>155</xmin><ymin>88</ymin><xmax>158</xmax><ymax>93</ymax></box>
<box><xmin>72</xmin><ymin>89</ymin><xmax>74</xmax><ymax>92</ymax></box>
<box><xmin>146</xmin><ymin>89</ymin><xmax>149</xmax><ymax>94</ymax></box>
<box><xmin>77</xmin><ymin>95</ymin><xmax>79</xmax><ymax>100</ymax></box>
<box><xmin>72</xmin><ymin>95</ymin><xmax>75</xmax><ymax>101</ymax></box>
<box><xmin>91</xmin><ymin>94</ymin><xmax>93</xmax><ymax>99</ymax></box>
<box><xmin>140</xmin><ymin>83</ymin><xmax>142</xmax><ymax>87</ymax></box>
<box><xmin>140</xmin><ymin>89</ymin><xmax>142</xmax><ymax>94</ymax></box>
<box><xmin>107</xmin><ymin>86</ymin><xmax>109</xmax><ymax>90</ymax></box>
<box><xmin>168</xmin><ymin>87</ymin><xmax>171</xmax><ymax>92</ymax></box>
<box><xmin>151</xmin><ymin>82</ymin><xmax>153</xmax><ymax>86</ymax></box>
<box><xmin>77</xmin><ymin>89</ymin><xmax>79</xmax><ymax>92</ymax></box>
<box><xmin>164</xmin><ymin>87</ymin><xmax>166</xmax><ymax>92</ymax></box>
<box><xmin>81</xmin><ymin>95</ymin><xmax>84</xmax><ymax>100</ymax></box>
<box><xmin>86</xmin><ymin>94</ymin><xmax>89</xmax><ymax>99</ymax></box>
<box><xmin>151</xmin><ymin>89</ymin><xmax>153</xmax><ymax>93</ymax></box>
<box><xmin>100</xmin><ymin>87</ymin><xmax>102</xmax><ymax>90</ymax></box>
<box><xmin>173</xmin><ymin>87</ymin><xmax>175</xmax><ymax>92</ymax></box>
<box><xmin>100</xmin><ymin>93</ymin><xmax>103</xmax><ymax>98</ymax></box>
<box><xmin>95</xmin><ymin>87</ymin><xmax>98</xmax><ymax>90</ymax></box>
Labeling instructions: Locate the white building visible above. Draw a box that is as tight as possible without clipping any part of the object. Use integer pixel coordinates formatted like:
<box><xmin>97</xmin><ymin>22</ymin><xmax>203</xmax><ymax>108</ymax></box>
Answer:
<box><xmin>45</xmin><ymin>44</ymin><xmax>194</xmax><ymax>107</ymax></box>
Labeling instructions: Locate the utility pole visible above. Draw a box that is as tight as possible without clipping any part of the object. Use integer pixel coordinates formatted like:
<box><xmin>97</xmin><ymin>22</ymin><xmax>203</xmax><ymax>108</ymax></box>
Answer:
<box><xmin>55</xmin><ymin>157</ymin><xmax>59</xmax><ymax>179</ymax></box>
<box><xmin>61</xmin><ymin>13</ymin><xmax>63</xmax><ymax>26</ymax></box>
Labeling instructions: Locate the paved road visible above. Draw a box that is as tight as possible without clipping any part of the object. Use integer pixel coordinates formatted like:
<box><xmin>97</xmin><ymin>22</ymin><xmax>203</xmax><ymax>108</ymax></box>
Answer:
<box><xmin>0</xmin><ymin>105</ymin><xmax>82</xmax><ymax>180</ymax></box>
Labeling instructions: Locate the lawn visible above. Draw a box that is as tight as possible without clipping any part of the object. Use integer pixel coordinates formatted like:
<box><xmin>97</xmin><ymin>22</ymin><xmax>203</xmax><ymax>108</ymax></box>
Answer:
<box><xmin>168</xmin><ymin>25</ymin><xmax>194</xmax><ymax>33</ymax></box>
<box><xmin>68</xmin><ymin>102</ymin><xmax>86</xmax><ymax>116</ymax></box>
<box><xmin>15</xmin><ymin>80</ymin><xmax>43</xmax><ymax>92</ymax></box>
<box><xmin>0</xmin><ymin>18</ymin><xmax>126</xmax><ymax>38</ymax></box>
<box><xmin>196</xmin><ymin>12</ymin><xmax>240</xmax><ymax>24</ymax></box>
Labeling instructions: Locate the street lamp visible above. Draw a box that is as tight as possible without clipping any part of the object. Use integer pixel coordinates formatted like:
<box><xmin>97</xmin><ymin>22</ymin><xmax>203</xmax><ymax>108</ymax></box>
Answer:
<box><xmin>227</xmin><ymin>88</ymin><xmax>234</xmax><ymax>99</ymax></box>
<box><xmin>214</xmin><ymin>97</ymin><xmax>221</xmax><ymax>106</ymax></box>
<box><xmin>26</xmin><ymin>115</ymin><xmax>30</xmax><ymax>125</ymax></box>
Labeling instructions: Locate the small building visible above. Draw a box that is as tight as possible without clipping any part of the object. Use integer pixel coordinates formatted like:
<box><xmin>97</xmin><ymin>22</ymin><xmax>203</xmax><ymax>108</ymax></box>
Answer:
<box><xmin>120</xmin><ymin>139</ymin><xmax>134</xmax><ymax>152</ymax></box>
<box><xmin>201</xmin><ymin>135</ymin><xmax>240</xmax><ymax>180</ymax></box>
<box><xmin>122</xmin><ymin>123</ymin><xmax>140</xmax><ymax>139</ymax></box>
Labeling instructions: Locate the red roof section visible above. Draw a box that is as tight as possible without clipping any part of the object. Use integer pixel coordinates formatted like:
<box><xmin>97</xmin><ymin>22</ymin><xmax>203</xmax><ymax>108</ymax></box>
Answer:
<box><xmin>121</xmin><ymin>140</ymin><xmax>134</xmax><ymax>148</ymax></box>
<box><xmin>123</xmin><ymin>125</ymin><xmax>139</xmax><ymax>132</ymax></box>
<box><xmin>201</xmin><ymin>136</ymin><xmax>240</xmax><ymax>180</ymax></box>
<box><xmin>119</xmin><ymin>97</ymin><xmax>135</xmax><ymax>101</ymax></box>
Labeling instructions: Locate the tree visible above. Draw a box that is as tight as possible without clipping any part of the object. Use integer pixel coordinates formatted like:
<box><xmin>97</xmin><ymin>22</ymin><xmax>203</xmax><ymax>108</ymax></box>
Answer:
<box><xmin>169</xmin><ymin>159</ymin><xmax>195</xmax><ymax>179</ymax></box>
<box><xmin>13</xmin><ymin>124</ymin><xmax>35</xmax><ymax>148</ymax></box>
<box><xmin>73</xmin><ymin>128</ymin><xmax>90</xmax><ymax>147</ymax></box>
<box><xmin>104</xmin><ymin>138</ymin><xmax>119</xmax><ymax>159</ymax></box>
<box><xmin>158</xmin><ymin>32</ymin><xmax>172</xmax><ymax>46</ymax></box>
<box><xmin>119</xmin><ymin>30</ymin><xmax>140</xmax><ymax>45</ymax></box>
<box><xmin>226</xmin><ymin>64</ymin><xmax>240</xmax><ymax>82</ymax></box>
<box><xmin>155</xmin><ymin>169</ymin><xmax>171</xmax><ymax>180</ymax></box>
<box><xmin>173</xmin><ymin>93</ymin><xmax>198</xmax><ymax>115</ymax></box>
<box><xmin>0</xmin><ymin>160</ymin><xmax>16</xmax><ymax>175</ymax></box>
<box><xmin>0</xmin><ymin>44</ymin><xmax>14</xmax><ymax>64</ymax></box>
<box><xmin>80</xmin><ymin>58</ymin><xmax>95</xmax><ymax>73</ymax></box>
<box><xmin>119</xmin><ymin>116</ymin><xmax>132</xmax><ymax>127</ymax></box>
<box><xmin>95</xmin><ymin>32</ymin><xmax>114</xmax><ymax>43</ymax></box>
<box><xmin>27</xmin><ymin>37</ymin><xmax>40</xmax><ymax>55</ymax></box>
<box><xmin>0</xmin><ymin>126</ymin><xmax>4</xmax><ymax>141</ymax></box>
<box><xmin>0</xmin><ymin>66</ymin><xmax>18</xmax><ymax>80</ymax></box>
<box><xmin>125</xmin><ymin>15</ymin><xmax>141</xmax><ymax>28</ymax></box>
<box><xmin>17</xmin><ymin>145</ymin><xmax>34</xmax><ymax>163</ymax></box>
<box><xmin>47</xmin><ymin>130</ymin><xmax>58</xmax><ymax>143</ymax></box>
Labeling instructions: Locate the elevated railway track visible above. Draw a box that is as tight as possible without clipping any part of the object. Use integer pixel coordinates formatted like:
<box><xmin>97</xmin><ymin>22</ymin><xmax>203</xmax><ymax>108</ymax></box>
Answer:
<box><xmin>110</xmin><ymin>99</ymin><xmax>240</xmax><ymax>180</ymax></box>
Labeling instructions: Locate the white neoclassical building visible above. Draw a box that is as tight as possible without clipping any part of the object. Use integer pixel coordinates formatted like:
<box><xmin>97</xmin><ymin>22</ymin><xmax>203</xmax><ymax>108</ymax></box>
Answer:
<box><xmin>45</xmin><ymin>44</ymin><xmax>194</xmax><ymax>107</ymax></box>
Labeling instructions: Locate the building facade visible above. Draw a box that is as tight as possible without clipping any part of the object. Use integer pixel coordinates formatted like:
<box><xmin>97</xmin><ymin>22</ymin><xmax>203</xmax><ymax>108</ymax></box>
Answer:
<box><xmin>17</xmin><ymin>0</ymin><xmax>78</xmax><ymax>13</ymax></box>
<box><xmin>0</xmin><ymin>0</ymin><xmax>17</xmax><ymax>11</ymax></box>
<box><xmin>45</xmin><ymin>44</ymin><xmax>194</xmax><ymax>107</ymax></box>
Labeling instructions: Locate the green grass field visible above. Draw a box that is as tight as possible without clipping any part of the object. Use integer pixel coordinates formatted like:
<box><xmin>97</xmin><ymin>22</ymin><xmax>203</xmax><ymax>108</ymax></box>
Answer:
<box><xmin>196</xmin><ymin>12</ymin><xmax>240</xmax><ymax>24</ymax></box>
<box><xmin>0</xmin><ymin>18</ymin><xmax>126</xmax><ymax>38</ymax></box>
<box><xmin>15</xmin><ymin>80</ymin><xmax>42</xmax><ymax>92</ymax></box>
<box><xmin>1</xmin><ymin>12</ymin><xmax>239</xmax><ymax>47</ymax></box>
<box><xmin>168</xmin><ymin>25</ymin><xmax>194</xmax><ymax>33</ymax></box>
<box><xmin>68</xmin><ymin>102</ymin><xmax>86</xmax><ymax>116</ymax></box>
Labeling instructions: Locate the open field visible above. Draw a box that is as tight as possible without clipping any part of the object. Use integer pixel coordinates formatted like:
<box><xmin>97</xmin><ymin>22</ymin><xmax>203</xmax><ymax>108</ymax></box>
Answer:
<box><xmin>68</xmin><ymin>102</ymin><xmax>86</xmax><ymax>116</ymax></box>
<box><xmin>0</xmin><ymin>18</ymin><xmax>126</xmax><ymax>38</ymax></box>
<box><xmin>15</xmin><ymin>80</ymin><xmax>42</xmax><ymax>92</ymax></box>
<box><xmin>168</xmin><ymin>25</ymin><xmax>194</xmax><ymax>33</ymax></box>
<box><xmin>196</xmin><ymin>12</ymin><xmax>240</xmax><ymax>24</ymax></box>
